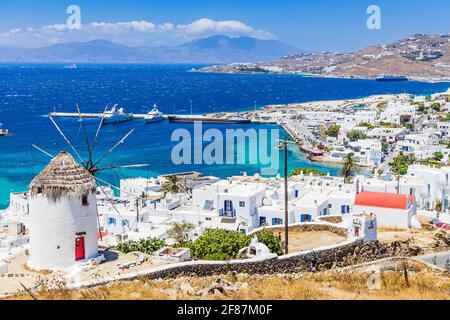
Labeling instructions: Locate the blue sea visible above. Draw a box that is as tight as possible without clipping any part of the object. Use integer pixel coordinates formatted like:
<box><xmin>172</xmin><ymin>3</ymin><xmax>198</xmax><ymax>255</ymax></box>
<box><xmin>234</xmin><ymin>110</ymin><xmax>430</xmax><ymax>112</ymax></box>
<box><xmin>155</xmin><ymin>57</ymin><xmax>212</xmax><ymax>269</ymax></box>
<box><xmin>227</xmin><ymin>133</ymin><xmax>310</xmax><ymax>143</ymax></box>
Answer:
<box><xmin>0</xmin><ymin>64</ymin><xmax>449</xmax><ymax>209</ymax></box>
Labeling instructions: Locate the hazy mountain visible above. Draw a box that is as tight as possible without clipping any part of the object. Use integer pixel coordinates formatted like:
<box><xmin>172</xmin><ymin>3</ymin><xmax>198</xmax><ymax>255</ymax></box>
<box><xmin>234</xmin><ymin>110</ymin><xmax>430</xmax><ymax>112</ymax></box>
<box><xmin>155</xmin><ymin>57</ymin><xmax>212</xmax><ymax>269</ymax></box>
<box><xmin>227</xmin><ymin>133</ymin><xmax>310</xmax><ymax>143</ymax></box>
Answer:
<box><xmin>200</xmin><ymin>34</ymin><xmax>450</xmax><ymax>81</ymax></box>
<box><xmin>0</xmin><ymin>36</ymin><xmax>298</xmax><ymax>63</ymax></box>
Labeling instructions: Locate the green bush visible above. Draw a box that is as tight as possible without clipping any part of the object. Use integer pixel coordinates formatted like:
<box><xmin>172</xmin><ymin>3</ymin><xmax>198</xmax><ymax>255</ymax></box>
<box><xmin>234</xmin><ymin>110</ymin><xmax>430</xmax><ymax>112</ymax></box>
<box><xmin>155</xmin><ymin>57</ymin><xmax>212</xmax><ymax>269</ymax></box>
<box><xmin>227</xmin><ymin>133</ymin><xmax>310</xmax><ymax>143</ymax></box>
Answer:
<box><xmin>253</xmin><ymin>230</ymin><xmax>284</xmax><ymax>255</ymax></box>
<box><xmin>114</xmin><ymin>237</ymin><xmax>166</xmax><ymax>254</ymax></box>
<box><xmin>184</xmin><ymin>228</ymin><xmax>284</xmax><ymax>260</ymax></box>
<box><xmin>188</xmin><ymin>229</ymin><xmax>251</xmax><ymax>260</ymax></box>
<box><xmin>347</xmin><ymin>130</ymin><xmax>368</xmax><ymax>141</ymax></box>
<box><xmin>290</xmin><ymin>167</ymin><xmax>325</xmax><ymax>176</ymax></box>
<box><xmin>116</xmin><ymin>229</ymin><xmax>284</xmax><ymax>261</ymax></box>
<box><xmin>325</xmin><ymin>124</ymin><xmax>340</xmax><ymax>138</ymax></box>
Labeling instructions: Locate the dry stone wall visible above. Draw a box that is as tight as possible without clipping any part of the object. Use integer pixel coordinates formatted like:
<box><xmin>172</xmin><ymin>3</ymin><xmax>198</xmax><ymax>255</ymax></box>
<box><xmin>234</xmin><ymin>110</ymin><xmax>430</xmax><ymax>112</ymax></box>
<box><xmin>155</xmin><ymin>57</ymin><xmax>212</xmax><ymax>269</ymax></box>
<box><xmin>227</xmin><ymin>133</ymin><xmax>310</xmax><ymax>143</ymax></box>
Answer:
<box><xmin>70</xmin><ymin>223</ymin><xmax>426</xmax><ymax>289</ymax></box>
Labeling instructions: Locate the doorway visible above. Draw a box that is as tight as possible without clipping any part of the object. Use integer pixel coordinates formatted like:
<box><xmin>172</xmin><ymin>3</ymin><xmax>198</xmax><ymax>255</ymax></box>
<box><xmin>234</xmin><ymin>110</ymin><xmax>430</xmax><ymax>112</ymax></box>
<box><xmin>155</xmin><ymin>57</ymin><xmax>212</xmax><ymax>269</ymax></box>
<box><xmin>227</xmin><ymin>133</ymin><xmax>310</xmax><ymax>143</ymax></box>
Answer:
<box><xmin>75</xmin><ymin>236</ymin><xmax>85</xmax><ymax>261</ymax></box>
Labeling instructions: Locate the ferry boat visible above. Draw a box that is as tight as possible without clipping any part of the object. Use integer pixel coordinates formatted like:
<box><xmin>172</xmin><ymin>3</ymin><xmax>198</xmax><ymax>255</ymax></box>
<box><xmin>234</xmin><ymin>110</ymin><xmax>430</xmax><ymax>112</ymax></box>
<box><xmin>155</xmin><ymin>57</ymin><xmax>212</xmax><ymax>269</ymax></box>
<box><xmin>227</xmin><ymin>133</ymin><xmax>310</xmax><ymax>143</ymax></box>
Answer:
<box><xmin>144</xmin><ymin>104</ymin><xmax>164</xmax><ymax>124</ymax></box>
<box><xmin>103</xmin><ymin>105</ymin><xmax>133</xmax><ymax>124</ymax></box>
<box><xmin>376</xmin><ymin>75</ymin><xmax>408</xmax><ymax>82</ymax></box>
<box><xmin>0</xmin><ymin>123</ymin><xmax>10</xmax><ymax>136</ymax></box>
<box><xmin>63</xmin><ymin>63</ymin><xmax>77</xmax><ymax>69</ymax></box>
<box><xmin>167</xmin><ymin>115</ymin><xmax>251</xmax><ymax>124</ymax></box>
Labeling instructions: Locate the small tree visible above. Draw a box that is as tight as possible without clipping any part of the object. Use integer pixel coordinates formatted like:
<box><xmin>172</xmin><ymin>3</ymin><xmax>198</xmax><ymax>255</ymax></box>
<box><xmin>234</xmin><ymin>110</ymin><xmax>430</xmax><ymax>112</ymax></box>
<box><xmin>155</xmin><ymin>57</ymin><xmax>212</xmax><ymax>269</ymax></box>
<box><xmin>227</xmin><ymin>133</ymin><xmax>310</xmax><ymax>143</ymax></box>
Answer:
<box><xmin>389</xmin><ymin>153</ymin><xmax>416</xmax><ymax>176</ymax></box>
<box><xmin>432</xmin><ymin>255</ymin><xmax>437</xmax><ymax>266</ymax></box>
<box><xmin>168</xmin><ymin>221</ymin><xmax>195</xmax><ymax>243</ymax></box>
<box><xmin>347</xmin><ymin>130</ymin><xmax>368</xmax><ymax>141</ymax></box>
<box><xmin>434</xmin><ymin>151</ymin><xmax>444</xmax><ymax>162</ymax></box>
<box><xmin>160</xmin><ymin>175</ymin><xmax>187</xmax><ymax>194</ymax></box>
<box><xmin>340</xmin><ymin>152</ymin><xmax>357</xmax><ymax>183</ymax></box>
<box><xmin>253</xmin><ymin>230</ymin><xmax>283</xmax><ymax>256</ymax></box>
<box><xmin>445</xmin><ymin>259</ymin><xmax>450</xmax><ymax>272</ymax></box>
<box><xmin>325</xmin><ymin>124</ymin><xmax>341</xmax><ymax>138</ymax></box>
<box><xmin>290</xmin><ymin>167</ymin><xmax>325</xmax><ymax>176</ymax></box>
<box><xmin>435</xmin><ymin>199</ymin><xmax>442</xmax><ymax>213</ymax></box>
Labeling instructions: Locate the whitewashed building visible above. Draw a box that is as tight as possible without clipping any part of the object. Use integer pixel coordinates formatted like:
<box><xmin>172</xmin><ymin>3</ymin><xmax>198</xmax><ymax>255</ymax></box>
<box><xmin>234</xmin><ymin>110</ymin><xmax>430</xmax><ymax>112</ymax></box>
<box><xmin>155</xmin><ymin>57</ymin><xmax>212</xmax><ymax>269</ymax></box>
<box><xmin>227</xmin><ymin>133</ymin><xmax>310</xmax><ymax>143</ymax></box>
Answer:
<box><xmin>353</xmin><ymin>191</ymin><xmax>417</xmax><ymax>229</ymax></box>
<box><xmin>380</xmin><ymin>101</ymin><xmax>416</xmax><ymax>125</ymax></box>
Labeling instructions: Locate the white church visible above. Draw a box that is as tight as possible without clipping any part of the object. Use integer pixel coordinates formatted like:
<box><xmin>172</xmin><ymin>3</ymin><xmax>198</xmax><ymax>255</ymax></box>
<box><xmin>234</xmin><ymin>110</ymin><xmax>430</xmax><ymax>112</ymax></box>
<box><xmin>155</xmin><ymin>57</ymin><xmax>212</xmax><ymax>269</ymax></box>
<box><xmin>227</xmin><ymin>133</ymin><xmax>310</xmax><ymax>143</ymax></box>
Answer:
<box><xmin>27</xmin><ymin>152</ymin><xmax>99</xmax><ymax>270</ymax></box>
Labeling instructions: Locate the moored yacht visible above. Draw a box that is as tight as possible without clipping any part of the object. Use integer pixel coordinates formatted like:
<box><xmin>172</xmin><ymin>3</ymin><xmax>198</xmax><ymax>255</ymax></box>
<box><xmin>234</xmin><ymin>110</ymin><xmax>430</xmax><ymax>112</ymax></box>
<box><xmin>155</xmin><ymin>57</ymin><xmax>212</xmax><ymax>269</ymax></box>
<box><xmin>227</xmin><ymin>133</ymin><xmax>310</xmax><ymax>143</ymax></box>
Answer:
<box><xmin>0</xmin><ymin>123</ymin><xmax>10</xmax><ymax>136</ymax></box>
<box><xmin>103</xmin><ymin>104</ymin><xmax>133</xmax><ymax>124</ymax></box>
<box><xmin>144</xmin><ymin>104</ymin><xmax>164</xmax><ymax>124</ymax></box>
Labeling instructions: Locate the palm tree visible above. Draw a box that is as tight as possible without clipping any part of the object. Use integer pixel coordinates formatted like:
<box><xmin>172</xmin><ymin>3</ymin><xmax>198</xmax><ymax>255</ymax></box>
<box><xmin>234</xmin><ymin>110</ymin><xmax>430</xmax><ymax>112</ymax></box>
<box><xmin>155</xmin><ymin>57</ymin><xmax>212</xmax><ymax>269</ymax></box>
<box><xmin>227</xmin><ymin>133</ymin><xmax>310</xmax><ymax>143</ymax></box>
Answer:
<box><xmin>340</xmin><ymin>152</ymin><xmax>357</xmax><ymax>183</ymax></box>
<box><xmin>160</xmin><ymin>175</ymin><xmax>187</xmax><ymax>194</ymax></box>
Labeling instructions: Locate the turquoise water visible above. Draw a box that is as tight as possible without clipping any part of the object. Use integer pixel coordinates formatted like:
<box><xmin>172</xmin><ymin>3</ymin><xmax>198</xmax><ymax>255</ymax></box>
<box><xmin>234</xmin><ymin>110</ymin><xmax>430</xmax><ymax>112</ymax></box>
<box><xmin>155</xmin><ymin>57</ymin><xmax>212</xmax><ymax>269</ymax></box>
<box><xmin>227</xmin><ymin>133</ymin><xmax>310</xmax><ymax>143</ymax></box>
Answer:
<box><xmin>0</xmin><ymin>64</ymin><xmax>449</xmax><ymax>209</ymax></box>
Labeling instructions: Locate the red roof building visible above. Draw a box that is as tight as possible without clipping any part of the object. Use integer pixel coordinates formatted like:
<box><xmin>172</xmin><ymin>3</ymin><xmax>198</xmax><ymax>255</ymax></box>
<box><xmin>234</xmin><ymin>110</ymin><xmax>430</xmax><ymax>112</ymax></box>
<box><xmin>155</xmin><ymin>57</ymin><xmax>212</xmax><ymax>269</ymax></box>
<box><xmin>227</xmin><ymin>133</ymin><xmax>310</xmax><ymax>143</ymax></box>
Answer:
<box><xmin>354</xmin><ymin>191</ymin><xmax>414</xmax><ymax>210</ymax></box>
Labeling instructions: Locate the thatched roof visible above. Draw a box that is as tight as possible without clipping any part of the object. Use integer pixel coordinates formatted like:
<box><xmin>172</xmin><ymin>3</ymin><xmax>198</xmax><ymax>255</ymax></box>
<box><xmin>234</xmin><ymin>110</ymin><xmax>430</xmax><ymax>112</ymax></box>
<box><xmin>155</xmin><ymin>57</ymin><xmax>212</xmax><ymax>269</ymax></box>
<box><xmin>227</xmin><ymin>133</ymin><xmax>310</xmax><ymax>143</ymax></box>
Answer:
<box><xmin>30</xmin><ymin>151</ymin><xmax>96</xmax><ymax>201</ymax></box>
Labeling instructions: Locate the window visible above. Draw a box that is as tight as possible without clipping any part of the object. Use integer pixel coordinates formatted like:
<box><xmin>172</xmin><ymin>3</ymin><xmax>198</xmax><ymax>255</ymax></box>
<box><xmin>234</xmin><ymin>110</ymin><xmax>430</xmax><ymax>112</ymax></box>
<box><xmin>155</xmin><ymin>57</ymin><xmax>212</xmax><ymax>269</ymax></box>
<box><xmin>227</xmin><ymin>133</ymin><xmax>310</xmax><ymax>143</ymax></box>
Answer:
<box><xmin>108</xmin><ymin>217</ymin><xmax>116</xmax><ymax>226</ymax></box>
<box><xmin>82</xmin><ymin>195</ymin><xmax>89</xmax><ymax>206</ymax></box>
<box><xmin>300</xmin><ymin>214</ymin><xmax>312</xmax><ymax>222</ymax></box>
<box><xmin>224</xmin><ymin>200</ymin><xmax>233</xmax><ymax>212</ymax></box>
<box><xmin>328</xmin><ymin>204</ymin><xmax>332</xmax><ymax>208</ymax></box>
<box><xmin>122</xmin><ymin>219</ymin><xmax>129</xmax><ymax>227</ymax></box>
<box><xmin>259</xmin><ymin>216</ymin><xmax>267</xmax><ymax>226</ymax></box>
<box><xmin>341</xmin><ymin>205</ymin><xmax>350</xmax><ymax>214</ymax></box>
<box><xmin>239</xmin><ymin>201</ymin><xmax>245</xmax><ymax>208</ymax></box>
<box><xmin>272</xmin><ymin>218</ymin><xmax>283</xmax><ymax>225</ymax></box>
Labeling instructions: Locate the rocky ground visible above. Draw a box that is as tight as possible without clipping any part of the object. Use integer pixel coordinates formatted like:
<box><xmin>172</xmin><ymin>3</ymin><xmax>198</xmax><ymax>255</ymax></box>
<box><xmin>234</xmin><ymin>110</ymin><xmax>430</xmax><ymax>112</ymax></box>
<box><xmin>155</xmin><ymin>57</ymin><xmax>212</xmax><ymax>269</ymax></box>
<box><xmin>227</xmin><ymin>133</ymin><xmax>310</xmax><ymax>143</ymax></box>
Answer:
<box><xmin>12</xmin><ymin>260</ymin><xmax>450</xmax><ymax>300</ymax></box>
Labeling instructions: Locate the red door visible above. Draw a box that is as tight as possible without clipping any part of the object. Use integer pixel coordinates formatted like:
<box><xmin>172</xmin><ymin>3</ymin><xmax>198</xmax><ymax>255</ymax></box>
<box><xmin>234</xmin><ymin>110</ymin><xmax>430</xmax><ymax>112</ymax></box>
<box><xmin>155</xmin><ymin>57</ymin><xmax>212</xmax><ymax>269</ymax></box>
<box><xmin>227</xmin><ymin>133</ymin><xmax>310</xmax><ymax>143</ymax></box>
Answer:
<box><xmin>354</xmin><ymin>226</ymin><xmax>360</xmax><ymax>237</ymax></box>
<box><xmin>75</xmin><ymin>236</ymin><xmax>85</xmax><ymax>260</ymax></box>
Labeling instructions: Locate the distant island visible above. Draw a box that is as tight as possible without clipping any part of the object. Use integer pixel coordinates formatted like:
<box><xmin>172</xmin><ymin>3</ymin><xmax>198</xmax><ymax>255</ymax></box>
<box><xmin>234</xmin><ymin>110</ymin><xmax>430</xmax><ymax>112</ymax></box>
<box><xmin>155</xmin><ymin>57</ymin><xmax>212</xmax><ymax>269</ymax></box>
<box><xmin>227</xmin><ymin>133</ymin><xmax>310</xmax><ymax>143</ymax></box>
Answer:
<box><xmin>198</xmin><ymin>34</ymin><xmax>450</xmax><ymax>82</ymax></box>
<box><xmin>0</xmin><ymin>35</ymin><xmax>298</xmax><ymax>64</ymax></box>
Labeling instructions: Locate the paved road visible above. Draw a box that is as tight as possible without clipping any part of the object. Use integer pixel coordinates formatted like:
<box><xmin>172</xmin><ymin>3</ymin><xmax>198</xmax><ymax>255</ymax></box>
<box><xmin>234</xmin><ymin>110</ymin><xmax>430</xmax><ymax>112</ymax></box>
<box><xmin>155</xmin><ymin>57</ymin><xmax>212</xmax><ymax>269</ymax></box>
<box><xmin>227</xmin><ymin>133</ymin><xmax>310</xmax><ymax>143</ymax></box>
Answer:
<box><xmin>417</xmin><ymin>250</ymin><xmax>450</xmax><ymax>270</ymax></box>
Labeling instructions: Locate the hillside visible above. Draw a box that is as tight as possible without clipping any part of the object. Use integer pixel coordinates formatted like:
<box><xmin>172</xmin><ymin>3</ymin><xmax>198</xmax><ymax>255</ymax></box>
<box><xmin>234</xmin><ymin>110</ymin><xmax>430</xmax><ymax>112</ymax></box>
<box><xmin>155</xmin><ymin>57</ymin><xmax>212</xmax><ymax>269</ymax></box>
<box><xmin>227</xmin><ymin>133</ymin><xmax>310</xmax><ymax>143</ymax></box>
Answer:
<box><xmin>0</xmin><ymin>36</ymin><xmax>298</xmax><ymax>64</ymax></box>
<box><xmin>12</xmin><ymin>264</ymin><xmax>450</xmax><ymax>300</ymax></box>
<box><xmin>199</xmin><ymin>34</ymin><xmax>450</xmax><ymax>81</ymax></box>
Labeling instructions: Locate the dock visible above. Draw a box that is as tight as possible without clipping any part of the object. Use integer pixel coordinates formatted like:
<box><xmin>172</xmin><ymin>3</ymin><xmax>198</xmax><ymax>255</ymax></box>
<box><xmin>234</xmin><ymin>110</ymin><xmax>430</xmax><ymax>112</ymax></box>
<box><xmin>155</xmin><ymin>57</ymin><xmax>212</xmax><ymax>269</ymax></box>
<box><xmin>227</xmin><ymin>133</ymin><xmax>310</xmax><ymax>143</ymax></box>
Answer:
<box><xmin>48</xmin><ymin>112</ymin><xmax>162</xmax><ymax>119</ymax></box>
<box><xmin>48</xmin><ymin>112</ymin><xmax>277</xmax><ymax>124</ymax></box>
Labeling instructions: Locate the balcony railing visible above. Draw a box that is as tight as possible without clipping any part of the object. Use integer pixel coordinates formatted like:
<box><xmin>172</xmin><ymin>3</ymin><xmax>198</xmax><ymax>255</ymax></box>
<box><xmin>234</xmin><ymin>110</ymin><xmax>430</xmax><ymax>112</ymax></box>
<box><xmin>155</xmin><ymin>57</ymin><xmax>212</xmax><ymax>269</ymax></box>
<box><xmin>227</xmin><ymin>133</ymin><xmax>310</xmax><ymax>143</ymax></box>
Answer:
<box><xmin>219</xmin><ymin>208</ymin><xmax>236</xmax><ymax>218</ymax></box>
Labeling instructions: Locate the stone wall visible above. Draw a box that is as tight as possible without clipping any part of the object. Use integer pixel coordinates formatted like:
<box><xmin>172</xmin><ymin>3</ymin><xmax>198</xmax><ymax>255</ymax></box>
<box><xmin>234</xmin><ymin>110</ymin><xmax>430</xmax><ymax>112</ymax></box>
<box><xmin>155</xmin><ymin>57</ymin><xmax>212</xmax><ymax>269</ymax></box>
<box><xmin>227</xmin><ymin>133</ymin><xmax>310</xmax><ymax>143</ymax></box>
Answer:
<box><xmin>70</xmin><ymin>238</ymin><xmax>424</xmax><ymax>289</ymax></box>
<box><xmin>317</xmin><ymin>215</ymin><xmax>343</xmax><ymax>224</ymax></box>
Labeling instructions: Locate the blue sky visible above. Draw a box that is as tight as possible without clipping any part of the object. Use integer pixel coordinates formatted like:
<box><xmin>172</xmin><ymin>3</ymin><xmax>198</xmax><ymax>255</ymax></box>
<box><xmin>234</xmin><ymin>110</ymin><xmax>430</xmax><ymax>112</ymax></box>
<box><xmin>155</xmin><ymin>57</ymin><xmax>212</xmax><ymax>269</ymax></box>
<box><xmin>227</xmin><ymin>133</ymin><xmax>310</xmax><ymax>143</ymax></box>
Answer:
<box><xmin>0</xmin><ymin>0</ymin><xmax>449</xmax><ymax>51</ymax></box>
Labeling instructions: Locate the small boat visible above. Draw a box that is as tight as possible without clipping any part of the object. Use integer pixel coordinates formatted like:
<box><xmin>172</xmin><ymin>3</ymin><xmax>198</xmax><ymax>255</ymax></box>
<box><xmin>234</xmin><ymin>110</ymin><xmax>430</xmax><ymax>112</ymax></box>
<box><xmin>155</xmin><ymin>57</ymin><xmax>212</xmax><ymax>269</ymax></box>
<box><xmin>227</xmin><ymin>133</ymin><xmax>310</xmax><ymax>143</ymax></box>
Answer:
<box><xmin>64</xmin><ymin>63</ymin><xmax>77</xmax><ymax>69</ymax></box>
<box><xmin>0</xmin><ymin>123</ymin><xmax>10</xmax><ymax>136</ymax></box>
<box><xmin>103</xmin><ymin>105</ymin><xmax>133</xmax><ymax>124</ymax></box>
<box><xmin>144</xmin><ymin>104</ymin><xmax>164</xmax><ymax>124</ymax></box>
<box><xmin>376</xmin><ymin>74</ymin><xmax>408</xmax><ymax>82</ymax></box>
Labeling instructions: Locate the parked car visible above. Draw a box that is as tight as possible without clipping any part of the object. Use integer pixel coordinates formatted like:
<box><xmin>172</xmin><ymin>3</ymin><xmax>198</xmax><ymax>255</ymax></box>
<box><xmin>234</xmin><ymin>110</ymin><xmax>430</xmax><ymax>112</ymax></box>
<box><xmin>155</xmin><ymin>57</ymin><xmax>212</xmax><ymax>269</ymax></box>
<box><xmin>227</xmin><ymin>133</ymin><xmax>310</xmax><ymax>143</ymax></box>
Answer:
<box><xmin>435</xmin><ymin>223</ymin><xmax>450</xmax><ymax>231</ymax></box>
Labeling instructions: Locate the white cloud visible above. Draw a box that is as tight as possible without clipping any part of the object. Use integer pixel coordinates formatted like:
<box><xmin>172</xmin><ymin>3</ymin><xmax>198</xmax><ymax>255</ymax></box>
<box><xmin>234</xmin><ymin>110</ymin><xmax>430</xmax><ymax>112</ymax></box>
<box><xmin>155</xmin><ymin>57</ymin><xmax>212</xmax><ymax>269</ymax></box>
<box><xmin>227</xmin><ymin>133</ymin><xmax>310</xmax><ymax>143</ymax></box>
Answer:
<box><xmin>0</xmin><ymin>18</ymin><xmax>275</xmax><ymax>48</ymax></box>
